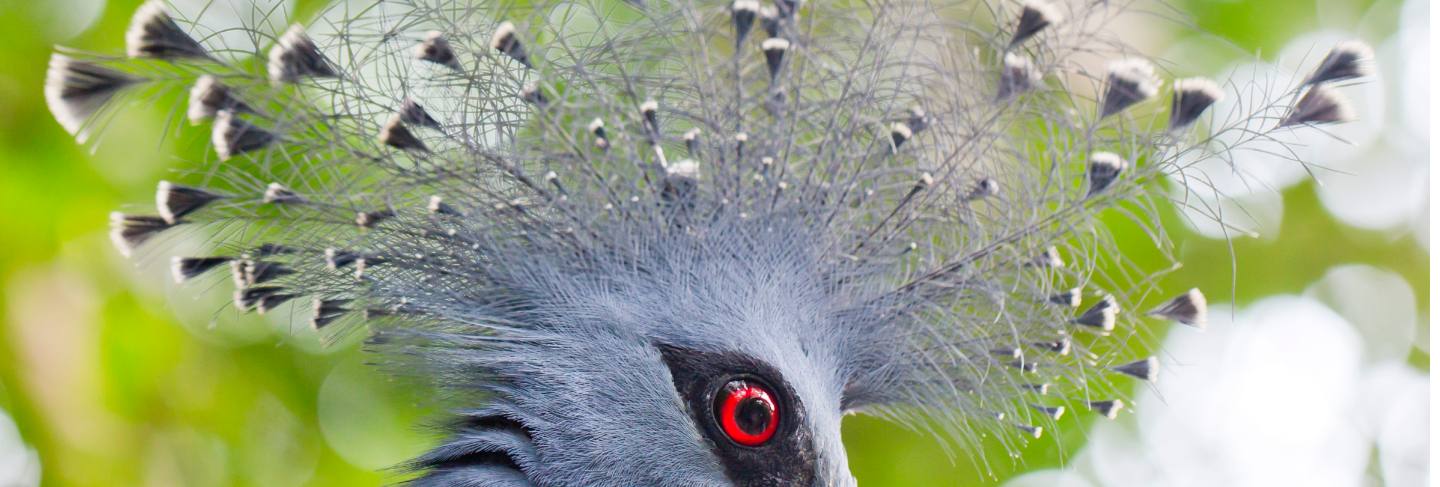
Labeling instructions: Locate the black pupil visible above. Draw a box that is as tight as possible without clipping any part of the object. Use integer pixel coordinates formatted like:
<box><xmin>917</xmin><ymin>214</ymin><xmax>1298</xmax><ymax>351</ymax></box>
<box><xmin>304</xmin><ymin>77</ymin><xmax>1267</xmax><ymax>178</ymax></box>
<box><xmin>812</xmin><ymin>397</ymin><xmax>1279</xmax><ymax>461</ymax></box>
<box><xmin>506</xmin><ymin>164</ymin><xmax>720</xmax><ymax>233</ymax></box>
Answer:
<box><xmin>734</xmin><ymin>396</ymin><xmax>772</xmax><ymax>435</ymax></box>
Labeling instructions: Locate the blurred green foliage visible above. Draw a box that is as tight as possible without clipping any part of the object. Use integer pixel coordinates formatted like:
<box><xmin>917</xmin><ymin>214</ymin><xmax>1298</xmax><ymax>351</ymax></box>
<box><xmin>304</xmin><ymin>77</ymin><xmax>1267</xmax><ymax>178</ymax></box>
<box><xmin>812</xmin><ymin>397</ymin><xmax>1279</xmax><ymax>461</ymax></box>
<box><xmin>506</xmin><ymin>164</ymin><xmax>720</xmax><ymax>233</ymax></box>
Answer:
<box><xmin>0</xmin><ymin>0</ymin><xmax>1424</xmax><ymax>485</ymax></box>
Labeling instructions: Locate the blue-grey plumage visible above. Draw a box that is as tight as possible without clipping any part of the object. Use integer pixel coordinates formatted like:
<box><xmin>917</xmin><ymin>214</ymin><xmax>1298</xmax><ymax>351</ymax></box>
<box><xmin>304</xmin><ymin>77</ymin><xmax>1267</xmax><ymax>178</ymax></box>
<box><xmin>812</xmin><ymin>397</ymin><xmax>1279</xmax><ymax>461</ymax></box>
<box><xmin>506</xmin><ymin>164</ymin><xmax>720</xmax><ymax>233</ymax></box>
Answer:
<box><xmin>46</xmin><ymin>0</ymin><xmax>1369</xmax><ymax>485</ymax></box>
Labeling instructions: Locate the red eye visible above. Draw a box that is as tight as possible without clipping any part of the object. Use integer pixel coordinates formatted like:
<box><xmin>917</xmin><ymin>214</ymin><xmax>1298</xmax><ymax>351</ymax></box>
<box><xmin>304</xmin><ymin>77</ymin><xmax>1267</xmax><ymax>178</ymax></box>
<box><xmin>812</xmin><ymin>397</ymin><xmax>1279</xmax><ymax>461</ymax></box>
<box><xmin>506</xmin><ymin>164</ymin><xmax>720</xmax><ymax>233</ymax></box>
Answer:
<box><xmin>715</xmin><ymin>379</ymin><xmax>779</xmax><ymax>447</ymax></box>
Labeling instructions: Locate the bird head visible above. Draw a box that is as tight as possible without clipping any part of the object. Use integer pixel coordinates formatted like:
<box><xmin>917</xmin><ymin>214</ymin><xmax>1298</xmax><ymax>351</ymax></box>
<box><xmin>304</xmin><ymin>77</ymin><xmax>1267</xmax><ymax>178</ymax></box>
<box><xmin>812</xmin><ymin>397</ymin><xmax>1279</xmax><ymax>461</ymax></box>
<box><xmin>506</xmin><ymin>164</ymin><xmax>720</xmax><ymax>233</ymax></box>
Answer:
<box><xmin>405</xmin><ymin>219</ymin><xmax>864</xmax><ymax>485</ymax></box>
<box><xmin>46</xmin><ymin>0</ymin><xmax>1366</xmax><ymax>485</ymax></box>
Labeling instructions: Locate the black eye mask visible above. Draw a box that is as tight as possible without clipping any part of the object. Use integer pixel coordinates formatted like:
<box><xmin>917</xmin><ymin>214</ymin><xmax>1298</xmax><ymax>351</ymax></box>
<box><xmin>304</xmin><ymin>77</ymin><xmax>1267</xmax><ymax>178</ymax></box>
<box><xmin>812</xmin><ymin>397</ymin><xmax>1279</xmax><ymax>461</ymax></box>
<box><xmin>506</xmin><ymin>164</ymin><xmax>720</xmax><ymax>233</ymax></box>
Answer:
<box><xmin>657</xmin><ymin>344</ymin><xmax>818</xmax><ymax>487</ymax></box>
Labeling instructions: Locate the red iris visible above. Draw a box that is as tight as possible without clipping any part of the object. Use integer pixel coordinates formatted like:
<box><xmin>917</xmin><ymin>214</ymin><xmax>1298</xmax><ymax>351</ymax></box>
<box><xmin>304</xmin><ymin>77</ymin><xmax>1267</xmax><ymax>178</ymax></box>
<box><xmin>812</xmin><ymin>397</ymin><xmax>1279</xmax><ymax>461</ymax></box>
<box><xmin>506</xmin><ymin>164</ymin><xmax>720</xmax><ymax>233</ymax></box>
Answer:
<box><xmin>715</xmin><ymin>379</ymin><xmax>779</xmax><ymax>447</ymax></box>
